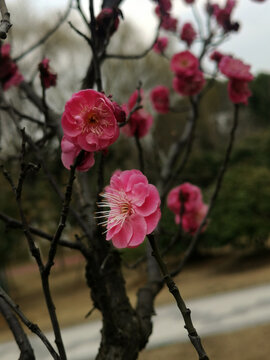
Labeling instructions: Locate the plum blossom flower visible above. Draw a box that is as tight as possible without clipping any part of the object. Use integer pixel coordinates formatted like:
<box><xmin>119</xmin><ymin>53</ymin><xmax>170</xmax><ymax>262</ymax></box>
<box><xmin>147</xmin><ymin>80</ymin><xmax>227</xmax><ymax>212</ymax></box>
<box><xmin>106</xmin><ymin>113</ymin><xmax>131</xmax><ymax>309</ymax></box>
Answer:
<box><xmin>97</xmin><ymin>169</ymin><xmax>161</xmax><ymax>248</ymax></box>
<box><xmin>210</xmin><ymin>50</ymin><xmax>224</xmax><ymax>63</ymax></box>
<box><xmin>171</xmin><ymin>51</ymin><xmax>205</xmax><ymax>96</ymax></box>
<box><xmin>161</xmin><ymin>14</ymin><xmax>178</xmax><ymax>32</ymax></box>
<box><xmin>96</xmin><ymin>7</ymin><xmax>120</xmax><ymax>38</ymax></box>
<box><xmin>61</xmin><ymin>89</ymin><xmax>120</xmax><ymax>152</ymax></box>
<box><xmin>170</xmin><ymin>51</ymin><xmax>199</xmax><ymax>77</ymax></box>
<box><xmin>219</xmin><ymin>56</ymin><xmax>254</xmax><ymax>105</ymax></box>
<box><xmin>167</xmin><ymin>182</ymin><xmax>208</xmax><ymax>235</ymax></box>
<box><xmin>150</xmin><ymin>85</ymin><xmax>170</xmax><ymax>114</ymax></box>
<box><xmin>180</xmin><ymin>22</ymin><xmax>197</xmax><ymax>47</ymax></box>
<box><xmin>121</xmin><ymin>89</ymin><xmax>153</xmax><ymax>138</ymax></box>
<box><xmin>61</xmin><ymin>136</ymin><xmax>95</xmax><ymax>172</ymax></box>
<box><xmin>211</xmin><ymin>0</ymin><xmax>239</xmax><ymax>32</ymax></box>
<box><xmin>38</xmin><ymin>58</ymin><xmax>57</xmax><ymax>89</ymax></box>
<box><xmin>153</xmin><ymin>37</ymin><xmax>168</xmax><ymax>54</ymax></box>
<box><xmin>0</xmin><ymin>44</ymin><xmax>23</xmax><ymax>91</ymax></box>
<box><xmin>173</xmin><ymin>70</ymin><xmax>205</xmax><ymax>96</ymax></box>
<box><xmin>155</xmin><ymin>0</ymin><xmax>172</xmax><ymax>16</ymax></box>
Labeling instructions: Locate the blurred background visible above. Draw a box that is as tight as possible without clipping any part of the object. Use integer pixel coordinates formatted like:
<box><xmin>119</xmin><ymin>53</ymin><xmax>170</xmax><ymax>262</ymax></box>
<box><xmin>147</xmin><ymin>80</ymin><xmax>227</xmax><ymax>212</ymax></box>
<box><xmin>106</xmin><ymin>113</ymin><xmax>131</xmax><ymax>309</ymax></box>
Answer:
<box><xmin>0</xmin><ymin>1</ymin><xmax>270</xmax><ymax>359</ymax></box>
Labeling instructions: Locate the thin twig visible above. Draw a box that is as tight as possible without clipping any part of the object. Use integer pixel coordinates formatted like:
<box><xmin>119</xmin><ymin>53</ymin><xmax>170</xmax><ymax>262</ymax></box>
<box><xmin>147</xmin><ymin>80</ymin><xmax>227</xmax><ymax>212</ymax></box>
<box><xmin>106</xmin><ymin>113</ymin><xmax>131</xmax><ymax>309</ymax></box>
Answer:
<box><xmin>14</xmin><ymin>0</ymin><xmax>73</xmax><ymax>62</ymax></box>
<box><xmin>0</xmin><ymin>212</ymin><xmax>86</xmax><ymax>252</ymax></box>
<box><xmin>0</xmin><ymin>287</ymin><xmax>60</xmax><ymax>360</ymax></box>
<box><xmin>0</xmin><ymin>297</ymin><xmax>35</xmax><ymax>360</ymax></box>
<box><xmin>147</xmin><ymin>234</ymin><xmax>209</xmax><ymax>360</ymax></box>
<box><xmin>0</xmin><ymin>0</ymin><xmax>12</xmax><ymax>39</ymax></box>
<box><xmin>171</xmin><ymin>104</ymin><xmax>240</xmax><ymax>277</ymax></box>
<box><xmin>44</xmin><ymin>150</ymin><xmax>85</xmax><ymax>276</ymax></box>
<box><xmin>106</xmin><ymin>19</ymin><xmax>161</xmax><ymax>60</ymax></box>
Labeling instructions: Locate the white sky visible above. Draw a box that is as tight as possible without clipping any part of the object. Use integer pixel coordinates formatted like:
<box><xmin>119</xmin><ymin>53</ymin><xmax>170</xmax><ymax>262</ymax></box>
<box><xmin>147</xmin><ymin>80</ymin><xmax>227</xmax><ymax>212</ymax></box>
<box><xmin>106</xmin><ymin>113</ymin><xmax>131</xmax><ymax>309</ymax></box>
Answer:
<box><xmin>9</xmin><ymin>0</ymin><xmax>270</xmax><ymax>75</ymax></box>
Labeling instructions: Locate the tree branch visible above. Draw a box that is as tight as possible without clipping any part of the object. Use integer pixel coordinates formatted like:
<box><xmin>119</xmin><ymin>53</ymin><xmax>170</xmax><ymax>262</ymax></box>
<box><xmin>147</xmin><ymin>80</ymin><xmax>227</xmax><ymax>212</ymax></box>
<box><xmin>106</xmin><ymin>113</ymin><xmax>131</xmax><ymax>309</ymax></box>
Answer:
<box><xmin>0</xmin><ymin>0</ymin><xmax>12</xmax><ymax>39</ymax></box>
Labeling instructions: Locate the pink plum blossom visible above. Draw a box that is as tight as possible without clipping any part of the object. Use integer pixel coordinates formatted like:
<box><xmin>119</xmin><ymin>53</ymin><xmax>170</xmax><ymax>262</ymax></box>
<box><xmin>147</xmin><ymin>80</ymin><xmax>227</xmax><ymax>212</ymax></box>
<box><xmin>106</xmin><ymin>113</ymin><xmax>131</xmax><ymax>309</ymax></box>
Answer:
<box><xmin>161</xmin><ymin>14</ymin><xmax>178</xmax><ymax>32</ymax></box>
<box><xmin>210</xmin><ymin>50</ymin><xmax>224</xmax><ymax>63</ymax></box>
<box><xmin>167</xmin><ymin>182</ymin><xmax>208</xmax><ymax>235</ymax></box>
<box><xmin>97</xmin><ymin>169</ymin><xmax>161</xmax><ymax>248</ymax></box>
<box><xmin>212</xmin><ymin>0</ymin><xmax>239</xmax><ymax>32</ymax></box>
<box><xmin>155</xmin><ymin>0</ymin><xmax>172</xmax><ymax>16</ymax></box>
<box><xmin>180</xmin><ymin>22</ymin><xmax>197</xmax><ymax>47</ymax></box>
<box><xmin>96</xmin><ymin>8</ymin><xmax>120</xmax><ymax>38</ymax></box>
<box><xmin>219</xmin><ymin>56</ymin><xmax>253</xmax><ymax>81</ymax></box>
<box><xmin>182</xmin><ymin>203</ymin><xmax>208</xmax><ymax>235</ymax></box>
<box><xmin>150</xmin><ymin>85</ymin><xmax>170</xmax><ymax>114</ymax></box>
<box><xmin>173</xmin><ymin>70</ymin><xmax>205</xmax><ymax>96</ymax></box>
<box><xmin>153</xmin><ymin>37</ymin><xmax>168</xmax><ymax>54</ymax></box>
<box><xmin>170</xmin><ymin>51</ymin><xmax>199</xmax><ymax>77</ymax></box>
<box><xmin>121</xmin><ymin>89</ymin><xmax>153</xmax><ymax>138</ymax></box>
<box><xmin>61</xmin><ymin>136</ymin><xmax>95</xmax><ymax>172</ymax></box>
<box><xmin>219</xmin><ymin>56</ymin><xmax>254</xmax><ymax>104</ymax></box>
<box><xmin>61</xmin><ymin>89</ymin><xmax>120</xmax><ymax>152</ymax></box>
<box><xmin>38</xmin><ymin>58</ymin><xmax>57</xmax><ymax>89</ymax></box>
<box><xmin>0</xmin><ymin>44</ymin><xmax>23</xmax><ymax>91</ymax></box>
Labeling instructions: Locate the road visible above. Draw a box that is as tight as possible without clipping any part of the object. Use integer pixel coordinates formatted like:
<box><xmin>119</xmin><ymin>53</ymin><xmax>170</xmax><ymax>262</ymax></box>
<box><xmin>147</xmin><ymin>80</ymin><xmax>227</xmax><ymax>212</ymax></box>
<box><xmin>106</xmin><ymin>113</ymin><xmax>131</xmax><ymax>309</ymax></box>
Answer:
<box><xmin>1</xmin><ymin>282</ymin><xmax>270</xmax><ymax>359</ymax></box>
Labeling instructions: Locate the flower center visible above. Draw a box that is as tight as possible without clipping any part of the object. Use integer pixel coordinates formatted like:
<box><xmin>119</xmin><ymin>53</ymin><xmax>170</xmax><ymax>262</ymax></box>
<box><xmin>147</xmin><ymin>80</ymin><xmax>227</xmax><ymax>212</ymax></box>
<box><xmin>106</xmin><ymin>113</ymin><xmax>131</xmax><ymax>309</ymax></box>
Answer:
<box><xmin>96</xmin><ymin>190</ymin><xmax>134</xmax><ymax>232</ymax></box>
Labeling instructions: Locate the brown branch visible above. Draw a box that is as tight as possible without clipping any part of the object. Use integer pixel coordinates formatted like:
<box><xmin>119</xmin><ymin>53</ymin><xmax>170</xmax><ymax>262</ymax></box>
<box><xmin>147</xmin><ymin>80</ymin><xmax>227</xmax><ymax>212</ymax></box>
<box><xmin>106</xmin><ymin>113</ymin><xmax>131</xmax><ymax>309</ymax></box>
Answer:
<box><xmin>0</xmin><ymin>297</ymin><xmax>35</xmax><ymax>360</ymax></box>
<box><xmin>0</xmin><ymin>0</ymin><xmax>12</xmax><ymax>39</ymax></box>
<box><xmin>0</xmin><ymin>287</ymin><xmax>60</xmax><ymax>360</ymax></box>
<box><xmin>0</xmin><ymin>212</ymin><xmax>86</xmax><ymax>252</ymax></box>
<box><xmin>44</xmin><ymin>150</ymin><xmax>85</xmax><ymax>276</ymax></box>
<box><xmin>147</xmin><ymin>234</ymin><xmax>209</xmax><ymax>360</ymax></box>
<box><xmin>106</xmin><ymin>19</ymin><xmax>161</xmax><ymax>60</ymax></box>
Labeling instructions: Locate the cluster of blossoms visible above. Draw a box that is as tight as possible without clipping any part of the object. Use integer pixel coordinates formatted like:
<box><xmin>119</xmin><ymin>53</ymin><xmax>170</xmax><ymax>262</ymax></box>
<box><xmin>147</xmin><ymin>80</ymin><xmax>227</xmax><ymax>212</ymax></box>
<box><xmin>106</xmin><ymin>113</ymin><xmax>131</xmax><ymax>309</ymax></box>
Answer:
<box><xmin>121</xmin><ymin>89</ymin><xmax>153</xmax><ymax>138</ymax></box>
<box><xmin>38</xmin><ymin>58</ymin><xmax>57</xmax><ymax>89</ymax></box>
<box><xmin>0</xmin><ymin>44</ymin><xmax>23</xmax><ymax>91</ymax></box>
<box><xmin>61</xmin><ymin>90</ymin><xmax>122</xmax><ymax>171</ymax></box>
<box><xmin>150</xmin><ymin>85</ymin><xmax>170</xmax><ymax>114</ymax></box>
<box><xmin>167</xmin><ymin>182</ymin><xmax>208</xmax><ymax>235</ymax></box>
<box><xmin>180</xmin><ymin>22</ymin><xmax>197</xmax><ymax>48</ymax></box>
<box><xmin>154</xmin><ymin>0</ymin><xmax>178</xmax><ymax>32</ymax></box>
<box><xmin>207</xmin><ymin>0</ymin><xmax>239</xmax><ymax>33</ymax></box>
<box><xmin>171</xmin><ymin>50</ymin><xmax>205</xmax><ymax>96</ymax></box>
<box><xmin>219</xmin><ymin>56</ymin><xmax>254</xmax><ymax>105</ymax></box>
<box><xmin>97</xmin><ymin>169</ymin><xmax>161</xmax><ymax>248</ymax></box>
<box><xmin>153</xmin><ymin>36</ymin><xmax>168</xmax><ymax>54</ymax></box>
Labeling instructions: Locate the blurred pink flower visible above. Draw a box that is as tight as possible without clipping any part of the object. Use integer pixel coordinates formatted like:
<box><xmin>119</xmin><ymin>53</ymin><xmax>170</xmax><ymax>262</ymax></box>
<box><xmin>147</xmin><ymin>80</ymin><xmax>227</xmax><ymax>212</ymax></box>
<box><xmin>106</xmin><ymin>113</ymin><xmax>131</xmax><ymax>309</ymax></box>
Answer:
<box><xmin>210</xmin><ymin>50</ymin><xmax>224</xmax><ymax>63</ymax></box>
<box><xmin>150</xmin><ymin>85</ymin><xmax>170</xmax><ymax>114</ymax></box>
<box><xmin>155</xmin><ymin>0</ymin><xmax>172</xmax><ymax>16</ymax></box>
<box><xmin>97</xmin><ymin>169</ymin><xmax>161</xmax><ymax>248</ymax></box>
<box><xmin>170</xmin><ymin>50</ymin><xmax>199</xmax><ymax>77</ymax></box>
<box><xmin>180</xmin><ymin>22</ymin><xmax>197</xmax><ymax>47</ymax></box>
<box><xmin>161</xmin><ymin>14</ymin><xmax>178</xmax><ymax>32</ymax></box>
<box><xmin>121</xmin><ymin>89</ymin><xmax>153</xmax><ymax>138</ymax></box>
<box><xmin>167</xmin><ymin>182</ymin><xmax>208</xmax><ymax>235</ymax></box>
<box><xmin>182</xmin><ymin>204</ymin><xmax>208</xmax><ymax>235</ymax></box>
<box><xmin>153</xmin><ymin>37</ymin><xmax>169</xmax><ymax>54</ymax></box>
<box><xmin>184</xmin><ymin>0</ymin><xmax>195</xmax><ymax>4</ymax></box>
<box><xmin>0</xmin><ymin>44</ymin><xmax>23</xmax><ymax>91</ymax></box>
<box><xmin>38</xmin><ymin>58</ymin><xmax>57</xmax><ymax>89</ymax></box>
<box><xmin>61</xmin><ymin>89</ymin><xmax>119</xmax><ymax>152</ymax></box>
<box><xmin>61</xmin><ymin>136</ymin><xmax>95</xmax><ymax>172</ymax></box>
<box><xmin>173</xmin><ymin>70</ymin><xmax>205</xmax><ymax>96</ymax></box>
<box><xmin>96</xmin><ymin>8</ymin><xmax>120</xmax><ymax>38</ymax></box>
<box><xmin>212</xmin><ymin>0</ymin><xmax>239</xmax><ymax>32</ymax></box>
<box><xmin>219</xmin><ymin>56</ymin><xmax>253</xmax><ymax>81</ymax></box>
<box><xmin>219</xmin><ymin>56</ymin><xmax>254</xmax><ymax>104</ymax></box>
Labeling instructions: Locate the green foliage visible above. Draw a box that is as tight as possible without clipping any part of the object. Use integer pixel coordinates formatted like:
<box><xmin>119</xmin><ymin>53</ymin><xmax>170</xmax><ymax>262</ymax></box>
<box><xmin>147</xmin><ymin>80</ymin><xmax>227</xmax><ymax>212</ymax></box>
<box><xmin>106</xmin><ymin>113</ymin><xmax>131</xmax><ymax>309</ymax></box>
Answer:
<box><xmin>205</xmin><ymin>165</ymin><xmax>270</xmax><ymax>249</ymax></box>
<box><xmin>249</xmin><ymin>73</ymin><xmax>270</xmax><ymax>124</ymax></box>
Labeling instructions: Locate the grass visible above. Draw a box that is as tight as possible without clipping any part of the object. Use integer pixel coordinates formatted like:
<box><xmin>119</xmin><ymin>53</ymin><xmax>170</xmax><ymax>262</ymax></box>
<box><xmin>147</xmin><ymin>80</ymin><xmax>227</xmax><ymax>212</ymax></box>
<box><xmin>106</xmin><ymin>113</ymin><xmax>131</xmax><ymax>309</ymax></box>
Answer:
<box><xmin>1</xmin><ymin>249</ymin><xmax>270</xmax><ymax>359</ymax></box>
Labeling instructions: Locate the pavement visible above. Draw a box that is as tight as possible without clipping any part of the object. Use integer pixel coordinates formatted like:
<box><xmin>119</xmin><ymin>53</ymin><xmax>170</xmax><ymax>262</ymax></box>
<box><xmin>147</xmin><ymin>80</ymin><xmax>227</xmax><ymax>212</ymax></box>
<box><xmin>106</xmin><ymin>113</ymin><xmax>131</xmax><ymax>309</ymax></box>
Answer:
<box><xmin>1</xmin><ymin>282</ymin><xmax>270</xmax><ymax>359</ymax></box>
